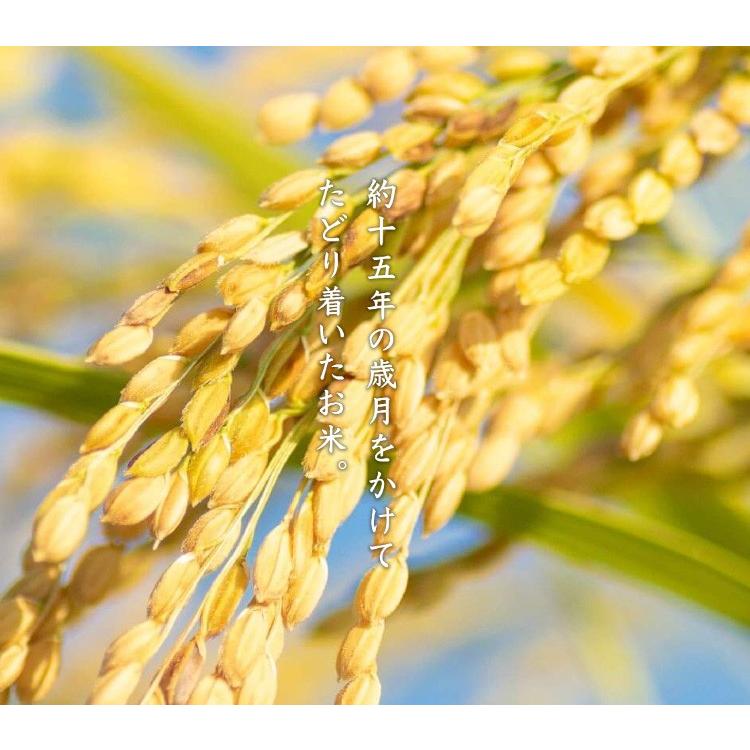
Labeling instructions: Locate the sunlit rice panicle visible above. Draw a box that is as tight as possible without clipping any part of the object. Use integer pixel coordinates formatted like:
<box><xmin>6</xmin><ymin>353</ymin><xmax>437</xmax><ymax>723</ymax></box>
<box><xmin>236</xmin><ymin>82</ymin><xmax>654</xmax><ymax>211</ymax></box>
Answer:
<box><xmin>257</xmin><ymin>47</ymin><xmax>488</xmax><ymax>146</ymax></box>
<box><xmin>86</xmin><ymin>214</ymin><xmax>271</xmax><ymax>366</ymax></box>
<box><xmin>2</xmin><ymin>208</ymin><xmax>297</xmax><ymax>698</ymax></box>
<box><xmin>87</xmin><ymin>389</ymin><xmax>295</xmax><ymax>704</ymax></box>
<box><xmin>517</xmin><ymin>75</ymin><xmax>748</xmax><ymax>309</ymax></box>
<box><xmin>451</xmin><ymin>47</ymin><xmax>683</xmax><ymax>238</ymax></box>
<box><xmin>622</xmin><ymin>227</ymin><xmax>750</xmax><ymax>461</ymax></box>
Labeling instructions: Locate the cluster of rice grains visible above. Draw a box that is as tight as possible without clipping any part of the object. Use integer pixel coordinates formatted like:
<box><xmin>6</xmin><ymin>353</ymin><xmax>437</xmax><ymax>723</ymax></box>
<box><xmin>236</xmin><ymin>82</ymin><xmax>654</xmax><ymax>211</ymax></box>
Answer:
<box><xmin>2</xmin><ymin>46</ymin><xmax>750</xmax><ymax>705</ymax></box>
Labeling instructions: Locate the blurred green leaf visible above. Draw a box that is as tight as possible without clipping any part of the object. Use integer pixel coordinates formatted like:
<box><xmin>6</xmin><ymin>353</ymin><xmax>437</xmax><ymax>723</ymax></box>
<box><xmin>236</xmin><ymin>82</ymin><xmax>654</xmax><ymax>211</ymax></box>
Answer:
<box><xmin>608</xmin><ymin>470</ymin><xmax>750</xmax><ymax>562</ymax></box>
<box><xmin>0</xmin><ymin>339</ymin><xmax>126</xmax><ymax>423</ymax></box>
<box><xmin>79</xmin><ymin>47</ymin><xmax>298</xmax><ymax>197</ymax></box>
<box><xmin>462</xmin><ymin>486</ymin><xmax>750</xmax><ymax>628</ymax></box>
<box><xmin>4</xmin><ymin>341</ymin><xmax>750</xmax><ymax>630</ymax></box>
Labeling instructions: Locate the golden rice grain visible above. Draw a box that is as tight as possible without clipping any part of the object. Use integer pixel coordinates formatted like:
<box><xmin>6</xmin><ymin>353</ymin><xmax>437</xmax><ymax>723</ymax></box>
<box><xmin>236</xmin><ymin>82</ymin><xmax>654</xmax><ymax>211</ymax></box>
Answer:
<box><xmin>690</xmin><ymin>109</ymin><xmax>741</xmax><ymax>155</ymax></box>
<box><xmin>194</xmin><ymin>349</ymin><xmax>243</xmax><ymax>390</ymax></box>
<box><xmin>253</xmin><ymin>522</ymin><xmax>293</xmax><ymax>604</ymax></box>
<box><xmin>360</xmin><ymin>48</ymin><xmax>416</xmax><ymax>102</ymax></box>
<box><xmin>426</xmin><ymin>151</ymin><xmax>468</xmax><ymax>205</ymax></box>
<box><xmin>466</xmin><ymin>435</ymin><xmax>519</xmax><ymax>492</ymax></box>
<box><xmin>70</xmin><ymin>452</ymin><xmax>119</xmax><ymax>510</ymax></box>
<box><xmin>210</xmin><ymin>451</ymin><xmax>268</xmax><ymax>508</ymax></box>
<box><xmin>423</xmin><ymin>472</ymin><xmax>467</xmax><ymax>536</ymax></box>
<box><xmin>188</xmin><ymin>433</ymin><xmax>231</xmax><ymax>505</ymax></box>
<box><xmin>260</xmin><ymin>169</ymin><xmax>328</xmax><ymax>211</ymax></box>
<box><xmin>337</xmin><ymin>621</ymin><xmax>385</xmax><ymax>681</ymax></box>
<box><xmin>0</xmin><ymin>642</ymin><xmax>30</xmax><ymax>692</ymax></box>
<box><xmin>258</xmin><ymin>93</ymin><xmax>320</xmax><ymax>145</ymax></box>
<box><xmin>622</xmin><ymin>412</ymin><xmax>664</xmax><ymax>461</ymax></box>
<box><xmin>160</xmin><ymin>635</ymin><xmax>205</xmax><ymax>705</ymax></box>
<box><xmin>568</xmin><ymin>47</ymin><xmax>604</xmax><ymax>72</ymax></box>
<box><xmin>221</xmin><ymin>297</ymin><xmax>267</xmax><ymax>355</ymax></box>
<box><xmin>481</xmin><ymin>221</ymin><xmax>545</xmax><ymax>271</ymax></box>
<box><xmin>321</xmin><ymin>131</ymin><xmax>382</xmax><ymax>169</ymax></box>
<box><xmin>719</xmin><ymin>75</ymin><xmax>750</xmax><ymax>125</ymax></box>
<box><xmin>356</xmin><ymin>556</ymin><xmax>408</xmax><ymax>622</ymax></box>
<box><xmin>627</xmin><ymin>169</ymin><xmax>674</xmax><ymax>224</ymax></box>
<box><xmin>182</xmin><ymin>376</ymin><xmax>232</xmax><ymax>449</ymax></box>
<box><xmin>312</xmin><ymin>460</ymin><xmax>366</xmax><ymax>547</ymax></box>
<box><xmin>544</xmin><ymin>124</ymin><xmax>591</xmax><ymax>175</ymax></box>
<box><xmin>391</xmin><ymin>357</ymin><xmax>426</xmax><ymax>428</ymax></box>
<box><xmin>389</xmin><ymin>426</ymin><xmax>441</xmax><ymax>493</ymax></box>
<box><xmin>0</xmin><ymin>597</ymin><xmax>38</xmax><ymax>648</ymax></box>
<box><xmin>558</xmin><ymin>232</ymin><xmax>610</xmax><ymax>285</ymax></box>
<box><xmin>102</xmin><ymin>620</ymin><xmax>163</xmax><ymax>672</ymax></box>
<box><xmin>88</xmin><ymin>662</ymin><xmax>142</xmax><ymax>705</ymax></box>
<box><xmin>170</xmin><ymin>308</ymin><xmax>233</xmax><ymax>358</ymax></box>
<box><xmin>269</xmin><ymin>282</ymin><xmax>308</xmax><ymax>330</ymax></box>
<box><xmin>374</xmin><ymin>493</ymin><xmax>421</xmax><ymax>551</ymax></box>
<box><xmin>152</xmin><ymin>471</ymin><xmax>190</xmax><ymax>542</ymax></box>
<box><xmin>405</xmin><ymin>94</ymin><xmax>465</xmax><ymax>123</ymax></box>
<box><xmin>453</xmin><ymin>184</ymin><xmax>506</xmax><ymax>238</ymax></box>
<box><xmin>489</xmin><ymin>48</ymin><xmax>550</xmax><ymax>79</ymax></box>
<box><xmin>120</xmin><ymin>287</ymin><xmax>177</xmax><ymax>328</ymax></box>
<box><xmin>197</xmin><ymin>214</ymin><xmax>265</xmax><ymax>256</ymax></box>
<box><xmin>335</xmin><ymin>671</ymin><xmax>381</xmax><ymax>705</ymax></box>
<box><xmin>86</xmin><ymin>324</ymin><xmax>153</xmax><ymax>366</ymax></box>
<box><xmin>321</xmin><ymin>376</ymin><xmax>371</xmax><ymax>430</ymax></box>
<box><xmin>579</xmin><ymin>148</ymin><xmax>637</xmax><ymax>202</ymax></box>
<box><xmin>382</xmin><ymin>121</ymin><xmax>438</xmax><ymax>163</ymax></box>
<box><xmin>201</xmin><ymin>561</ymin><xmax>249</xmax><ymax>639</ymax></box>
<box><xmin>188</xmin><ymin>675</ymin><xmax>235</xmax><ymax>705</ymax></box>
<box><xmin>121</xmin><ymin>355</ymin><xmax>190</xmax><ymax>404</ymax></box>
<box><xmin>16</xmin><ymin>637</ymin><xmax>60</xmax><ymax>703</ymax></box>
<box><xmin>218</xmin><ymin>263</ymin><xmax>287</xmax><ymax>307</ymax></box>
<box><xmin>166</xmin><ymin>253</ymin><xmax>225</xmax><ymax>293</ymax></box>
<box><xmin>658</xmin><ymin>132</ymin><xmax>703</xmax><ymax>187</ymax></box>
<box><xmin>81</xmin><ymin>402</ymin><xmax>143</xmax><ymax>454</ymax></box>
<box><xmin>320</xmin><ymin>77</ymin><xmax>372</xmax><ymax>131</ymax></box>
<box><xmin>583</xmin><ymin>196</ymin><xmax>638</xmax><ymax>240</ymax></box>
<box><xmin>218</xmin><ymin>603</ymin><xmax>271</xmax><ymax>687</ymax></box>
<box><xmin>556</xmin><ymin>76</ymin><xmax>609</xmax><ymax>125</ymax></box>
<box><xmin>432</xmin><ymin>342</ymin><xmax>475</xmax><ymax>401</ymax></box>
<box><xmin>414</xmin><ymin>46</ymin><xmax>478</xmax><ymax>71</ymax></box>
<box><xmin>237</xmin><ymin>653</ymin><xmax>277</xmax><ymax>705</ymax></box>
<box><xmin>650</xmin><ymin>375</ymin><xmax>700</xmax><ymax>429</ymax></box>
<box><xmin>147</xmin><ymin>553</ymin><xmax>200</xmax><ymax>622</ymax></box>
<box><xmin>128</xmin><ymin>428</ymin><xmax>189</xmax><ymax>478</ymax></box>
<box><xmin>496</xmin><ymin>184</ymin><xmax>555</xmax><ymax>230</ymax></box>
<box><xmin>282</xmin><ymin>554</ymin><xmax>328</xmax><ymax>629</ymax></box>
<box><xmin>514</xmin><ymin>153</ymin><xmax>556</xmax><ymax>189</ymax></box>
<box><xmin>102</xmin><ymin>475</ymin><xmax>169</xmax><ymax>526</ymax></box>
<box><xmin>32</xmin><ymin>494</ymin><xmax>89</xmax><ymax>564</ymax></box>
<box><xmin>517</xmin><ymin>259</ymin><xmax>567</xmax><ymax>305</ymax></box>
<box><xmin>68</xmin><ymin>545</ymin><xmax>123</xmax><ymax>606</ymax></box>
<box><xmin>594</xmin><ymin>46</ymin><xmax>656</xmax><ymax>78</ymax></box>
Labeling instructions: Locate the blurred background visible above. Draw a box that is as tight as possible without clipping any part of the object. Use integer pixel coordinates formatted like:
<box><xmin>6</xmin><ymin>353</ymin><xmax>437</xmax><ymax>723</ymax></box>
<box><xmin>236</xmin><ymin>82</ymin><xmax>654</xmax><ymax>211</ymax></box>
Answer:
<box><xmin>2</xmin><ymin>47</ymin><xmax>750</xmax><ymax>704</ymax></box>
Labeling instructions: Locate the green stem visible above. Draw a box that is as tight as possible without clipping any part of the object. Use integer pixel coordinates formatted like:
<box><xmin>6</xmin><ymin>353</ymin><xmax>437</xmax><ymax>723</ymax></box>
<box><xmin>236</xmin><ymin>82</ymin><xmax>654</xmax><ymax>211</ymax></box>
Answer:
<box><xmin>0</xmin><ymin>339</ymin><xmax>127</xmax><ymax>423</ymax></box>
<box><xmin>78</xmin><ymin>47</ymin><xmax>298</xmax><ymax>198</ymax></box>
<box><xmin>6</xmin><ymin>339</ymin><xmax>750</xmax><ymax>630</ymax></box>
<box><xmin>461</xmin><ymin>485</ymin><xmax>750</xmax><ymax>628</ymax></box>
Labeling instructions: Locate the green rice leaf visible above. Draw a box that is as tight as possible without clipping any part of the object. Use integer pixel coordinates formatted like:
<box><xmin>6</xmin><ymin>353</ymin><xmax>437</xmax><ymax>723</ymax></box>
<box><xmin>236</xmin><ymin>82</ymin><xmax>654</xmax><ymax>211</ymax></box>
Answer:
<box><xmin>0</xmin><ymin>338</ymin><xmax>127</xmax><ymax>424</ymax></box>
<box><xmin>4</xmin><ymin>339</ymin><xmax>750</xmax><ymax>630</ymax></box>
<box><xmin>79</xmin><ymin>47</ymin><xmax>298</xmax><ymax>197</ymax></box>
<box><xmin>462</xmin><ymin>486</ymin><xmax>750</xmax><ymax>627</ymax></box>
